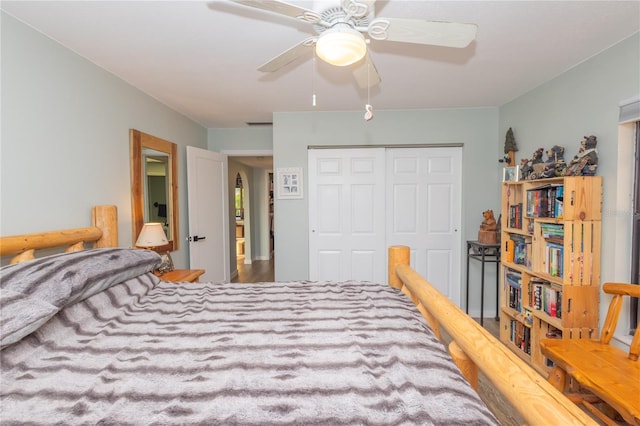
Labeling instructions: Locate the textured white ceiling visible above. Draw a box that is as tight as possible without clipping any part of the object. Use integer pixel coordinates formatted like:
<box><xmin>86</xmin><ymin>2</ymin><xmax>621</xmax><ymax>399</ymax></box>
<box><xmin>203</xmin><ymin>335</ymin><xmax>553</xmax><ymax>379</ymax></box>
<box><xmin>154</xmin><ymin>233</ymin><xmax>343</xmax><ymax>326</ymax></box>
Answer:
<box><xmin>3</xmin><ymin>1</ymin><xmax>639</xmax><ymax>128</ymax></box>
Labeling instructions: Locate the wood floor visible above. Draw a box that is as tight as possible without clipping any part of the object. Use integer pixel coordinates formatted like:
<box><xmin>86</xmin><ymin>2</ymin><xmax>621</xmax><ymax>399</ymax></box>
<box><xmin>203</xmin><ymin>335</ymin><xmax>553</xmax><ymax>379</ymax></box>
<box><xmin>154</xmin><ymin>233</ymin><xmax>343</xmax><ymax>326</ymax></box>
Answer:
<box><xmin>231</xmin><ymin>256</ymin><xmax>274</xmax><ymax>283</ymax></box>
<box><xmin>228</xmin><ymin>260</ymin><xmax>607</xmax><ymax>426</ymax></box>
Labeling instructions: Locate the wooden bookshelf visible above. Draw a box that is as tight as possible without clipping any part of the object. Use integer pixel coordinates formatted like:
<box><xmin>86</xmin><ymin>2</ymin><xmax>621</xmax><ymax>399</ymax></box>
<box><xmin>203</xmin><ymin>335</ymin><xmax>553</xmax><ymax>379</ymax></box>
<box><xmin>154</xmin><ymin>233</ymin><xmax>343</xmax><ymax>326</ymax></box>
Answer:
<box><xmin>499</xmin><ymin>176</ymin><xmax>602</xmax><ymax>374</ymax></box>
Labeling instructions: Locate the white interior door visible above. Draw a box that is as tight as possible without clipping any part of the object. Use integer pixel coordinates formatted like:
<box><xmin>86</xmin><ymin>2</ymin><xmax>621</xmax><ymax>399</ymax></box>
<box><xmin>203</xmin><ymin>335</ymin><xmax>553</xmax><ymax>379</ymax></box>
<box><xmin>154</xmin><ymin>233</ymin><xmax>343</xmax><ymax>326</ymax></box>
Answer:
<box><xmin>308</xmin><ymin>148</ymin><xmax>386</xmax><ymax>282</ymax></box>
<box><xmin>186</xmin><ymin>146</ymin><xmax>230</xmax><ymax>283</ymax></box>
<box><xmin>386</xmin><ymin>147</ymin><xmax>462</xmax><ymax>303</ymax></box>
<box><xmin>308</xmin><ymin>146</ymin><xmax>462</xmax><ymax>304</ymax></box>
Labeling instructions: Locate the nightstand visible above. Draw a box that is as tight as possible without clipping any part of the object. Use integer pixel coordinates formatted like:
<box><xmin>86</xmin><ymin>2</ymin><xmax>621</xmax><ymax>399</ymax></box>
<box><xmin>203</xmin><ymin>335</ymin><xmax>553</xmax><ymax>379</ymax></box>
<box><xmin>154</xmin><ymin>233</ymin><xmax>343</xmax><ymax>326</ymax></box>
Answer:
<box><xmin>155</xmin><ymin>269</ymin><xmax>205</xmax><ymax>283</ymax></box>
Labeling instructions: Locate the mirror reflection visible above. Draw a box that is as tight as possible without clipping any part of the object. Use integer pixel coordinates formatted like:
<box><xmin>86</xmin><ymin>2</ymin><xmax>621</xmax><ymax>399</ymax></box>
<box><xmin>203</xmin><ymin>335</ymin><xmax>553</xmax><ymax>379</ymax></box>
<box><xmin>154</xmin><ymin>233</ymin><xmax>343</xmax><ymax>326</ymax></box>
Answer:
<box><xmin>130</xmin><ymin>129</ymin><xmax>178</xmax><ymax>251</ymax></box>
<box><xmin>144</xmin><ymin>148</ymin><xmax>171</xmax><ymax>240</ymax></box>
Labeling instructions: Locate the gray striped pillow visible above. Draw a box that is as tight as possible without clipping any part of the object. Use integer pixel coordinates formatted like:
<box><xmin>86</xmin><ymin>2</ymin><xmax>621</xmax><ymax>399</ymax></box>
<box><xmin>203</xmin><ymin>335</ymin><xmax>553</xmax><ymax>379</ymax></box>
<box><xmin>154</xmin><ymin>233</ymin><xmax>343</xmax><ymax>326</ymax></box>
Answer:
<box><xmin>0</xmin><ymin>248</ymin><xmax>161</xmax><ymax>349</ymax></box>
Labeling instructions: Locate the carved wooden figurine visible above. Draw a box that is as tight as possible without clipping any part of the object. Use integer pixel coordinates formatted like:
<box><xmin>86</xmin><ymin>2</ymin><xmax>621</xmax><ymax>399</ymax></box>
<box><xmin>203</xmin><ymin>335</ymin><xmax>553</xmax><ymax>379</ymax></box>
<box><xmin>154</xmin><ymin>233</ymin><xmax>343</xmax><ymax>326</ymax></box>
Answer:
<box><xmin>566</xmin><ymin>135</ymin><xmax>599</xmax><ymax>176</ymax></box>
<box><xmin>478</xmin><ymin>209</ymin><xmax>498</xmax><ymax>244</ymax></box>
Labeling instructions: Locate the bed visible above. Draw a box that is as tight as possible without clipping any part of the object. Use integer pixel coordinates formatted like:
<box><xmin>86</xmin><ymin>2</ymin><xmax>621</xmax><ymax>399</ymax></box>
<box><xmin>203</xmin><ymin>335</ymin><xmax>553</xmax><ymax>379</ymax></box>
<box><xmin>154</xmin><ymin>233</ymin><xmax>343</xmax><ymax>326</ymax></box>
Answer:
<box><xmin>0</xmin><ymin>205</ymin><xmax>595</xmax><ymax>425</ymax></box>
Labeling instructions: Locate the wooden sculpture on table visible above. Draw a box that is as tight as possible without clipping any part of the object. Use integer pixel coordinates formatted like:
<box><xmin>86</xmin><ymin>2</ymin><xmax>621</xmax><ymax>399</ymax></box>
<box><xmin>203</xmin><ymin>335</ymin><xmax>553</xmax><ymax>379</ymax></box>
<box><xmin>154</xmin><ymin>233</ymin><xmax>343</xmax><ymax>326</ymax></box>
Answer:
<box><xmin>566</xmin><ymin>135</ymin><xmax>599</xmax><ymax>176</ymax></box>
<box><xmin>541</xmin><ymin>145</ymin><xmax>567</xmax><ymax>178</ymax></box>
<box><xmin>478</xmin><ymin>209</ymin><xmax>498</xmax><ymax>244</ymax></box>
<box><xmin>525</xmin><ymin>148</ymin><xmax>546</xmax><ymax>180</ymax></box>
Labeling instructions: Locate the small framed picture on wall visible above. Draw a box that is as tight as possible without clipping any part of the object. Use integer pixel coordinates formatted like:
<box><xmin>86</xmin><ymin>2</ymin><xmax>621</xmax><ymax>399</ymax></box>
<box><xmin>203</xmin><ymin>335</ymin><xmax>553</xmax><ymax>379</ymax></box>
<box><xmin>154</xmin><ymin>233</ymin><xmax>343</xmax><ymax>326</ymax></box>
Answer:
<box><xmin>276</xmin><ymin>167</ymin><xmax>303</xmax><ymax>199</ymax></box>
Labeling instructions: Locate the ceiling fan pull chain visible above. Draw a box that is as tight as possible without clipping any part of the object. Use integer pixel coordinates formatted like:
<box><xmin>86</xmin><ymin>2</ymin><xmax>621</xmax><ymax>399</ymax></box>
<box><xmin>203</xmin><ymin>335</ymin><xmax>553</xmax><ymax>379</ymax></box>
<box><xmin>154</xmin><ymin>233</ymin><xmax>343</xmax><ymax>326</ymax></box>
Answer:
<box><xmin>364</xmin><ymin>62</ymin><xmax>373</xmax><ymax>121</ymax></box>
<box><xmin>367</xmin><ymin>62</ymin><xmax>370</xmax><ymax>103</ymax></box>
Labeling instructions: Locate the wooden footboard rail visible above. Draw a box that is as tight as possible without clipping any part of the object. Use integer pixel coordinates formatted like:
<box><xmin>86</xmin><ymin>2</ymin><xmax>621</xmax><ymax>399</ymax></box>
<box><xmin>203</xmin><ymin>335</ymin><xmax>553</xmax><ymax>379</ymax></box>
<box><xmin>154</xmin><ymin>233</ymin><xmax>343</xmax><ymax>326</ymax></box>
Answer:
<box><xmin>388</xmin><ymin>246</ymin><xmax>597</xmax><ymax>426</ymax></box>
<box><xmin>0</xmin><ymin>205</ymin><xmax>118</xmax><ymax>264</ymax></box>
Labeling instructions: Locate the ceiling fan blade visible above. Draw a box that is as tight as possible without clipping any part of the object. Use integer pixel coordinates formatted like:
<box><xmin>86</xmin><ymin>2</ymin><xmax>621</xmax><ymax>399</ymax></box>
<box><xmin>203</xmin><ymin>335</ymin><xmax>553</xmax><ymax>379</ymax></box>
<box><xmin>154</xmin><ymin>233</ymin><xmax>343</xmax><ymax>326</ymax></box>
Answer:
<box><xmin>352</xmin><ymin>53</ymin><xmax>381</xmax><ymax>89</ymax></box>
<box><xmin>368</xmin><ymin>18</ymin><xmax>477</xmax><ymax>48</ymax></box>
<box><xmin>258</xmin><ymin>37</ymin><xmax>317</xmax><ymax>72</ymax></box>
<box><xmin>229</xmin><ymin>0</ymin><xmax>321</xmax><ymax>23</ymax></box>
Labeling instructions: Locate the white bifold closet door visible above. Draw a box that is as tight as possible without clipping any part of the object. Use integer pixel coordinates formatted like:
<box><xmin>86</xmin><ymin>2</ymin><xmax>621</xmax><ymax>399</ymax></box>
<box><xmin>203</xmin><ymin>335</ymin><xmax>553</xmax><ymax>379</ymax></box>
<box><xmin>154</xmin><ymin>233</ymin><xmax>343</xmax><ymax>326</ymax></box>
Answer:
<box><xmin>309</xmin><ymin>146</ymin><xmax>461</xmax><ymax>304</ymax></box>
<box><xmin>308</xmin><ymin>148</ymin><xmax>387</xmax><ymax>283</ymax></box>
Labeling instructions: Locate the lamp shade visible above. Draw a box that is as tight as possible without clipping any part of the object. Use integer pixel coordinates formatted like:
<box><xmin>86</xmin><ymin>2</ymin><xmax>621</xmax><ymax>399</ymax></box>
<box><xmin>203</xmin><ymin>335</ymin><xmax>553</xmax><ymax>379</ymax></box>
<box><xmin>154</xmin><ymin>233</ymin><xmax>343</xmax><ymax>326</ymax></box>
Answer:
<box><xmin>315</xmin><ymin>24</ymin><xmax>366</xmax><ymax>67</ymax></box>
<box><xmin>135</xmin><ymin>222</ymin><xmax>168</xmax><ymax>248</ymax></box>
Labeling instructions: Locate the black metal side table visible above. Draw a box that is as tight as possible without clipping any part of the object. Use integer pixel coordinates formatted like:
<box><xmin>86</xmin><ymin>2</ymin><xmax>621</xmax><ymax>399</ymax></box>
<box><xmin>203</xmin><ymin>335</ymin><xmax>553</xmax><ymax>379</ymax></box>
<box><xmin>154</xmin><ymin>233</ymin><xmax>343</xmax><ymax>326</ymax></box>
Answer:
<box><xmin>465</xmin><ymin>240</ymin><xmax>501</xmax><ymax>326</ymax></box>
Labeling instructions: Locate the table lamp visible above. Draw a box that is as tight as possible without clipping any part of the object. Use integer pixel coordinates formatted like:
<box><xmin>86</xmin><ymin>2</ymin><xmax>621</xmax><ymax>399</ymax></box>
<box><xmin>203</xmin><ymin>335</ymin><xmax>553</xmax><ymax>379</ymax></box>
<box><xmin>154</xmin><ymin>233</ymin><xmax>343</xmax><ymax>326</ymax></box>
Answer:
<box><xmin>135</xmin><ymin>222</ymin><xmax>173</xmax><ymax>273</ymax></box>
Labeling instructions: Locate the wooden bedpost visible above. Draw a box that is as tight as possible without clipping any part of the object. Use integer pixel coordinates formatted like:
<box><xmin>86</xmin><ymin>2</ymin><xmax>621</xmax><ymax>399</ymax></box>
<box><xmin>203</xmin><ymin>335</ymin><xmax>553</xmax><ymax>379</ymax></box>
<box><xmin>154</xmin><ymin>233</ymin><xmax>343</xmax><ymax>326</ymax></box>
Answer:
<box><xmin>388</xmin><ymin>245</ymin><xmax>410</xmax><ymax>289</ymax></box>
<box><xmin>92</xmin><ymin>205</ymin><xmax>118</xmax><ymax>248</ymax></box>
<box><xmin>389</xmin><ymin>246</ymin><xmax>442</xmax><ymax>340</ymax></box>
<box><xmin>449</xmin><ymin>341</ymin><xmax>479</xmax><ymax>390</ymax></box>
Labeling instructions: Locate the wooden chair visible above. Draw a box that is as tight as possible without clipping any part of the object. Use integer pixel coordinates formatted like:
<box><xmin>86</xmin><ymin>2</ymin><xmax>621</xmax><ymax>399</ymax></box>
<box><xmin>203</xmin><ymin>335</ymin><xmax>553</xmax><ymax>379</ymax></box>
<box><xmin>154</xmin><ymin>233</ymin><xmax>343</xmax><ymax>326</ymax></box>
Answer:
<box><xmin>540</xmin><ymin>283</ymin><xmax>640</xmax><ymax>426</ymax></box>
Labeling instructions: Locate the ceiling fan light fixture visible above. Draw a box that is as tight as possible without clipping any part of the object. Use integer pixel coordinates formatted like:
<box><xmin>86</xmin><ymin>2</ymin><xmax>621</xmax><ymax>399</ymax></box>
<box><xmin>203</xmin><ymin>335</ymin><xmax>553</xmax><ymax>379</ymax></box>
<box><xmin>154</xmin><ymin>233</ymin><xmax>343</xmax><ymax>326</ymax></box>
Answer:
<box><xmin>315</xmin><ymin>24</ymin><xmax>366</xmax><ymax>67</ymax></box>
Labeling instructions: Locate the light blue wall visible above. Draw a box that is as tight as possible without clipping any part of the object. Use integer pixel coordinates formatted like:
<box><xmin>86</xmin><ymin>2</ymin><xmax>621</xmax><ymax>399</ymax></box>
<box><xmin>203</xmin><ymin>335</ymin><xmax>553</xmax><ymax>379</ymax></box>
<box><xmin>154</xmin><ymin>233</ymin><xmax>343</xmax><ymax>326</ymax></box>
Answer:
<box><xmin>500</xmin><ymin>33</ymin><xmax>640</xmax><ymax>341</ymax></box>
<box><xmin>272</xmin><ymin>108</ymin><xmax>501</xmax><ymax>290</ymax></box>
<box><xmin>208</xmin><ymin>127</ymin><xmax>273</xmax><ymax>151</ymax></box>
<box><xmin>1</xmin><ymin>13</ymin><xmax>208</xmax><ymax>268</ymax></box>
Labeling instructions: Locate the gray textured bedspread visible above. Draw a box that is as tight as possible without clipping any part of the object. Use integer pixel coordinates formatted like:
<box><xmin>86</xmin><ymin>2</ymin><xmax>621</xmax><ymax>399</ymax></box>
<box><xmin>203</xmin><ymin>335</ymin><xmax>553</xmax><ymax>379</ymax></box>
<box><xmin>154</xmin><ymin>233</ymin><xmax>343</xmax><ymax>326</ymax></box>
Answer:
<box><xmin>1</xmin><ymin>273</ymin><xmax>498</xmax><ymax>425</ymax></box>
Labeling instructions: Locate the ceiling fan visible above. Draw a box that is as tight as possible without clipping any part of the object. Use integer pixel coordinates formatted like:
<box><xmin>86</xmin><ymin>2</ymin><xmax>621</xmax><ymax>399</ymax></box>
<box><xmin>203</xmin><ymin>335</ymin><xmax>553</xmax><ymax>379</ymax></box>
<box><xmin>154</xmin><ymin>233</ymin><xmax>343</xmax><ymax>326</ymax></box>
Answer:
<box><xmin>229</xmin><ymin>0</ymin><xmax>478</xmax><ymax>88</ymax></box>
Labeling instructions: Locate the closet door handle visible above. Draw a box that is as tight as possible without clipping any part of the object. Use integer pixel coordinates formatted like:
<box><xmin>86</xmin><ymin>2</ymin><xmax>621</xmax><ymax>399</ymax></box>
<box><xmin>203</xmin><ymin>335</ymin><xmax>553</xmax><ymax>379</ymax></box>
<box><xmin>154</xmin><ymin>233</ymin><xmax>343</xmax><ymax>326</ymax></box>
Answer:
<box><xmin>190</xmin><ymin>235</ymin><xmax>206</xmax><ymax>242</ymax></box>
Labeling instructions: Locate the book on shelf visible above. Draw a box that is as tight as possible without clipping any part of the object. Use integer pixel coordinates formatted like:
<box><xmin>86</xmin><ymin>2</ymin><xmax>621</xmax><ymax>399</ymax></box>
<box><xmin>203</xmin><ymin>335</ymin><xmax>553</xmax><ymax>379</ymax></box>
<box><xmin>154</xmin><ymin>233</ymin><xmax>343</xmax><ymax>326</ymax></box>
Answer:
<box><xmin>505</xmin><ymin>269</ymin><xmax>522</xmax><ymax>312</ymax></box>
<box><xmin>545</xmin><ymin>241</ymin><xmax>564</xmax><ymax>277</ymax></box>
<box><xmin>554</xmin><ymin>185</ymin><xmax>564</xmax><ymax>218</ymax></box>
<box><xmin>530</xmin><ymin>279</ymin><xmax>563</xmax><ymax>318</ymax></box>
<box><xmin>509</xmin><ymin>203</ymin><xmax>523</xmax><ymax>229</ymax></box>
<box><xmin>555</xmin><ymin>286</ymin><xmax>562</xmax><ymax>318</ymax></box>
<box><xmin>505</xmin><ymin>239</ymin><xmax>515</xmax><ymax>263</ymax></box>
<box><xmin>511</xmin><ymin>234</ymin><xmax>530</xmax><ymax>266</ymax></box>
<box><xmin>540</xmin><ymin>223</ymin><xmax>564</xmax><ymax>239</ymax></box>
<box><xmin>531</xmin><ymin>279</ymin><xmax>544</xmax><ymax>310</ymax></box>
<box><xmin>505</xmin><ymin>235</ymin><xmax>531</xmax><ymax>267</ymax></box>
<box><xmin>527</xmin><ymin>219</ymin><xmax>535</xmax><ymax>235</ymax></box>
<box><xmin>510</xmin><ymin>319</ymin><xmax>531</xmax><ymax>354</ymax></box>
<box><xmin>548</xmin><ymin>289</ymin><xmax>557</xmax><ymax>317</ymax></box>
<box><xmin>506</xmin><ymin>269</ymin><xmax>521</xmax><ymax>287</ymax></box>
<box><xmin>526</xmin><ymin>184</ymin><xmax>564</xmax><ymax>219</ymax></box>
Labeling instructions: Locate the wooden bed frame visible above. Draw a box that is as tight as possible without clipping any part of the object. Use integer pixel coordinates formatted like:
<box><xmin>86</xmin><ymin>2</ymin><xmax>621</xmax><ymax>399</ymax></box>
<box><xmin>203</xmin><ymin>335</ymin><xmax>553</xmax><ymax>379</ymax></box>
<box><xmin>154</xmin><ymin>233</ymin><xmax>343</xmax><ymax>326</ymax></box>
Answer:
<box><xmin>388</xmin><ymin>246</ymin><xmax>596</xmax><ymax>425</ymax></box>
<box><xmin>0</xmin><ymin>205</ymin><xmax>118</xmax><ymax>264</ymax></box>
<box><xmin>0</xmin><ymin>206</ymin><xmax>595</xmax><ymax>425</ymax></box>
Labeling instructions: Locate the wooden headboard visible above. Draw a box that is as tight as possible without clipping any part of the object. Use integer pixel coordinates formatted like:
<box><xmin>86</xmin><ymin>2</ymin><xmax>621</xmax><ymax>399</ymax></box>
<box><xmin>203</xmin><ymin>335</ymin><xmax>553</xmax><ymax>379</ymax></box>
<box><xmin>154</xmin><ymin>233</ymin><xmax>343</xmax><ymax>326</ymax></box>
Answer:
<box><xmin>0</xmin><ymin>205</ymin><xmax>118</xmax><ymax>264</ymax></box>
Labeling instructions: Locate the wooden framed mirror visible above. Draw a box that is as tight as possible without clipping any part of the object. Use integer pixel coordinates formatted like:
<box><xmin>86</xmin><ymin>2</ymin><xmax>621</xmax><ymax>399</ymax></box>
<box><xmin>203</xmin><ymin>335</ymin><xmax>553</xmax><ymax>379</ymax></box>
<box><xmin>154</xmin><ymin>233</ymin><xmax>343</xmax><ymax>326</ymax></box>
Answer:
<box><xmin>130</xmin><ymin>129</ymin><xmax>179</xmax><ymax>251</ymax></box>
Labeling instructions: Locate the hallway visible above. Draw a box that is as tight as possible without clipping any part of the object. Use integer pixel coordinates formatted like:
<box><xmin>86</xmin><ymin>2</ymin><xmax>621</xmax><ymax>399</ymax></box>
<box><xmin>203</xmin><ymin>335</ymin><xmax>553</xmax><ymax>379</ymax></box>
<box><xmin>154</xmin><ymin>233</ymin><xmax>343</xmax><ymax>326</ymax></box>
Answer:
<box><xmin>231</xmin><ymin>257</ymin><xmax>274</xmax><ymax>283</ymax></box>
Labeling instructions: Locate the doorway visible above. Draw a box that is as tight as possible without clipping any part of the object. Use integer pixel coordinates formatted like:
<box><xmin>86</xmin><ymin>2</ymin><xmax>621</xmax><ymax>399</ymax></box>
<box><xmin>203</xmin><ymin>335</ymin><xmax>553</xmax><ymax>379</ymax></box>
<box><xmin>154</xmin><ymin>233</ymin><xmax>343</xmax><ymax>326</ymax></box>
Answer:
<box><xmin>234</xmin><ymin>173</ymin><xmax>246</xmax><ymax>260</ymax></box>
<box><xmin>227</xmin><ymin>153</ymin><xmax>274</xmax><ymax>282</ymax></box>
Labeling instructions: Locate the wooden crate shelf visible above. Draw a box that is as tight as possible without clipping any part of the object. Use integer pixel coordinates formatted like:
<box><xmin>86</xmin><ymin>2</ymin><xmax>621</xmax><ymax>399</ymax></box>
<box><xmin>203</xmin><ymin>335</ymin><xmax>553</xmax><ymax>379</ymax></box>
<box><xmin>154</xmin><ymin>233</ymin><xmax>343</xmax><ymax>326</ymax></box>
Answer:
<box><xmin>499</xmin><ymin>176</ymin><xmax>602</xmax><ymax>374</ymax></box>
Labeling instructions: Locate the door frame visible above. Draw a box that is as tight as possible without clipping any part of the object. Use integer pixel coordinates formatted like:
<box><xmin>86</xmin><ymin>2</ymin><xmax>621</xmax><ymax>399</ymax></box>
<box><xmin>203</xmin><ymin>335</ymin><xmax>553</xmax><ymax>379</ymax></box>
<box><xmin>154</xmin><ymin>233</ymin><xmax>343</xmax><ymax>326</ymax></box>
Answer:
<box><xmin>222</xmin><ymin>149</ymin><xmax>274</xmax><ymax>270</ymax></box>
